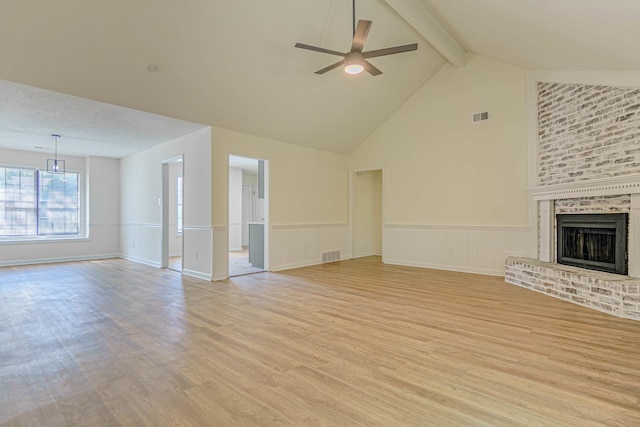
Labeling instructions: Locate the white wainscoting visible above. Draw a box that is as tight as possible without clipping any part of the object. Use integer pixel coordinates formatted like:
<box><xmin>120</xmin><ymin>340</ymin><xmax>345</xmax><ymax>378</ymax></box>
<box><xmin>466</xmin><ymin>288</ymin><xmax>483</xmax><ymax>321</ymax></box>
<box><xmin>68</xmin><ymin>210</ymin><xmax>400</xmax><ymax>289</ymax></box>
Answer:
<box><xmin>0</xmin><ymin>223</ymin><xmax>120</xmax><ymax>267</ymax></box>
<box><xmin>182</xmin><ymin>225</ymin><xmax>214</xmax><ymax>281</ymax></box>
<box><xmin>120</xmin><ymin>222</ymin><xmax>162</xmax><ymax>267</ymax></box>
<box><xmin>212</xmin><ymin>226</ymin><xmax>229</xmax><ymax>281</ymax></box>
<box><xmin>228</xmin><ymin>222</ymin><xmax>243</xmax><ymax>252</ymax></box>
<box><xmin>270</xmin><ymin>223</ymin><xmax>349</xmax><ymax>271</ymax></box>
<box><xmin>383</xmin><ymin>224</ymin><xmax>534</xmax><ymax>276</ymax></box>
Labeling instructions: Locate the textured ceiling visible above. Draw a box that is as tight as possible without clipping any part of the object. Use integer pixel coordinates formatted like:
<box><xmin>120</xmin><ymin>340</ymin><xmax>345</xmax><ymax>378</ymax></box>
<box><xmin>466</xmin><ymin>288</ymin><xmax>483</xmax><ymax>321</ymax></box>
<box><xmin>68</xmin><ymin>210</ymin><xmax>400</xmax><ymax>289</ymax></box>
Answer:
<box><xmin>0</xmin><ymin>80</ymin><xmax>207</xmax><ymax>158</ymax></box>
<box><xmin>1</xmin><ymin>0</ymin><xmax>639</xmax><ymax>159</ymax></box>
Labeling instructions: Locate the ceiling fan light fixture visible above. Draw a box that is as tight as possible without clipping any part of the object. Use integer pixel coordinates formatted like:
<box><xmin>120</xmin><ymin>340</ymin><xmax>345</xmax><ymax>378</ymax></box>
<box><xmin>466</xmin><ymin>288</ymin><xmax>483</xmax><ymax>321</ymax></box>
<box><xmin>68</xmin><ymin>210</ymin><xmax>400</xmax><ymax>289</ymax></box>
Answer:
<box><xmin>294</xmin><ymin>0</ymin><xmax>417</xmax><ymax>76</ymax></box>
<box><xmin>344</xmin><ymin>53</ymin><xmax>364</xmax><ymax>75</ymax></box>
<box><xmin>344</xmin><ymin>63</ymin><xmax>364</xmax><ymax>75</ymax></box>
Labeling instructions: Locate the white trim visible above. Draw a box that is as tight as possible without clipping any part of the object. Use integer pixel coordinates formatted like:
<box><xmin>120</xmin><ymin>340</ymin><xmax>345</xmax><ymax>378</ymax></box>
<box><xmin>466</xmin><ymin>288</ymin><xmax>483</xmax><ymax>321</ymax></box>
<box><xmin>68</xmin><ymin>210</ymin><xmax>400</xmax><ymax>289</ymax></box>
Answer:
<box><xmin>0</xmin><ymin>253</ymin><xmax>118</xmax><ymax>268</ymax></box>
<box><xmin>121</xmin><ymin>222</ymin><xmax>161</xmax><ymax>228</ymax></box>
<box><xmin>528</xmin><ymin>174</ymin><xmax>640</xmax><ymax>201</ymax></box>
<box><xmin>527</xmin><ymin>70</ymin><xmax>640</xmax><ymax>89</ymax></box>
<box><xmin>349</xmin><ymin>167</ymin><xmax>384</xmax><ymax>260</ymax></box>
<box><xmin>183</xmin><ymin>225</ymin><xmax>213</xmax><ymax>231</ymax></box>
<box><xmin>119</xmin><ymin>254</ymin><xmax>162</xmax><ymax>268</ymax></box>
<box><xmin>352</xmin><ymin>251</ymin><xmax>381</xmax><ymax>259</ymax></box>
<box><xmin>272</xmin><ymin>223</ymin><xmax>348</xmax><ymax>230</ymax></box>
<box><xmin>384</xmin><ymin>258</ymin><xmax>504</xmax><ymax>277</ymax></box>
<box><xmin>0</xmin><ymin>236</ymin><xmax>91</xmax><ymax>245</ymax></box>
<box><xmin>183</xmin><ymin>269</ymin><xmax>213</xmax><ymax>281</ymax></box>
<box><xmin>270</xmin><ymin>257</ymin><xmax>346</xmax><ymax>272</ymax></box>
<box><xmin>385</xmin><ymin>224</ymin><xmax>530</xmax><ymax>232</ymax></box>
<box><xmin>162</xmin><ymin>155</ymin><xmax>184</xmax><ymax>164</ymax></box>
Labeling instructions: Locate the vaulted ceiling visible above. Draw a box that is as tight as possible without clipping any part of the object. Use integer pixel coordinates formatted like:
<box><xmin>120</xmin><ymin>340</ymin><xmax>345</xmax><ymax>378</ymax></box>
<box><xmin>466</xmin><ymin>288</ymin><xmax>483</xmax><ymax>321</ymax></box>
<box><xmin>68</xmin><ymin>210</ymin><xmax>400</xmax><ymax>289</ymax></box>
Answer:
<box><xmin>0</xmin><ymin>0</ymin><xmax>639</xmax><ymax>158</ymax></box>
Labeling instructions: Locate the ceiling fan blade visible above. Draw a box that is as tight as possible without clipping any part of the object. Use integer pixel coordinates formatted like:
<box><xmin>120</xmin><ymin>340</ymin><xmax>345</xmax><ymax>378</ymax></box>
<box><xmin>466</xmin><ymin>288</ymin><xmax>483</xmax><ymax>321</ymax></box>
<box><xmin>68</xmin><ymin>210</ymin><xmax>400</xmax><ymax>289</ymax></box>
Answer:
<box><xmin>315</xmin><ymin>60</ymin><xmax>345</xmax><ymax>74</ymax></box>
<box><xmin>351</xmin><ymin>20</ymin><xmax>372</xmax><ymax>53</ymax></box>
<box><xmin>363</xmin><ymin>60</ymin><xmax>382</xmax><ymax>76</ymax></box>
<box><xmin>295</xmin><ymin>43</ymin><xmax>346</xmax><ymax>57</ymax></box>
<box><xmin>364</xmin><ymin>43</ymin><xmax>418</xmax><ymax>59</ymax></box>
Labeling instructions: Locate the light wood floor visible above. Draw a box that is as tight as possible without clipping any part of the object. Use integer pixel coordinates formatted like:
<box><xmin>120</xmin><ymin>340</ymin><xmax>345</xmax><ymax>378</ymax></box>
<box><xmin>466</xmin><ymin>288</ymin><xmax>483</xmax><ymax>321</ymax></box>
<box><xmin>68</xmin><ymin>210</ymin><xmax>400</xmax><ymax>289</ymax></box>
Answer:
<box><xmin>1</xmin><ymin>257</ymin><xmax>640</xmax><ymax>426</ymax></box>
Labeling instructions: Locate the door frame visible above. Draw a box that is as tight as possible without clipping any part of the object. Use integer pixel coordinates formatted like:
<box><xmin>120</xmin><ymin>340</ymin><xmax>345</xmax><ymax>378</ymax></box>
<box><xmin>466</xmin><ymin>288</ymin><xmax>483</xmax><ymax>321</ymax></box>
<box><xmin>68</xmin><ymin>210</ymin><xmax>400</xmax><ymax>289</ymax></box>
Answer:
<box><xmin>161</xmin><ymin>155</ymin><xmax>184</xmax><ymax>270</ymax></box>
<box><xmin>349</xmin><ymin>167</ymin><xmax>384</xmax><ymax>261</ymax></box>
<box><xmin>228</xmin><ymin>154</ymin><xmax>270</xmax><ymax>276</ymax></box>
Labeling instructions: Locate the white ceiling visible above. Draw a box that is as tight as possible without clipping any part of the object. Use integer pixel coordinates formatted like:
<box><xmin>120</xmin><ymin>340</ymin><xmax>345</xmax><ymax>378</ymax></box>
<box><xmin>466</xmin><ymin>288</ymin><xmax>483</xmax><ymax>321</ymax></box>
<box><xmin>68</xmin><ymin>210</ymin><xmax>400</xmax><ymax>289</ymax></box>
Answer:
<box><xmin>426</xmin><ymin>0</ymin><xmax>640</xmax><ymax>71</ymax></box>
<box><xmin>0</xmin><ymin>0</ymin><xmax>639</xmax><ymax>158</ymax></box>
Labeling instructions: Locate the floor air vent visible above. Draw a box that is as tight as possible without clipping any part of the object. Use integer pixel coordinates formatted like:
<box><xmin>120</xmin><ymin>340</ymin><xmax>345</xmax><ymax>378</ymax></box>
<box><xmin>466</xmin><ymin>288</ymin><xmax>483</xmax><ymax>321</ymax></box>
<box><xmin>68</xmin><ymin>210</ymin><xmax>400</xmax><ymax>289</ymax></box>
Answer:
<box><xmin>322</xmin><ymin>250</ymin><xmax>340</xmax><ymax>263</ymax></box>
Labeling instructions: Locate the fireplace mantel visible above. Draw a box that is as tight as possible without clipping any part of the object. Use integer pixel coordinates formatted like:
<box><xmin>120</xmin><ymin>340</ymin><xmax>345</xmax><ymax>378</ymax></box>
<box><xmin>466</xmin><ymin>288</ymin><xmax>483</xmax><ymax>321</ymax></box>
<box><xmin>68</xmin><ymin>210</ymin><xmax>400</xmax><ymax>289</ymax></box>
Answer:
<box><xmin>528</xmin><ymin>174</ymin><xmax>640</xmax><ymax>201</ymax></box>
<box><xmin>529</xmin><ymin>174</ymin><xmax>640</xmax><ymax>280</ymax></box>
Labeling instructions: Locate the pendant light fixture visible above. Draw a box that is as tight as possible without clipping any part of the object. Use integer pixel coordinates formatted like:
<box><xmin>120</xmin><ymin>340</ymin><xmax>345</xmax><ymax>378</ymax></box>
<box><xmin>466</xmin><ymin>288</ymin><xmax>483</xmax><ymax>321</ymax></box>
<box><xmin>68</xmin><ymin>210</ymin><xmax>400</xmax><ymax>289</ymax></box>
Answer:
<box><xmin>47</xmin><ymin>134</ymin><xmax>65</xmax><ymax>174</ymax></box>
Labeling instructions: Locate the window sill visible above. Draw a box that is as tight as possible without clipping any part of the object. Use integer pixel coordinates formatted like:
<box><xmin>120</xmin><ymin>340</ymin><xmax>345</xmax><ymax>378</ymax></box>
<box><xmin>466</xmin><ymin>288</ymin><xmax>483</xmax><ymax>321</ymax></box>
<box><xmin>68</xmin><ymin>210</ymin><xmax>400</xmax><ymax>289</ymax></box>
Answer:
<box><xmin>0</xmin><ymin>236</ymin><xmax>90</xmax><ymax>245</ymax></box>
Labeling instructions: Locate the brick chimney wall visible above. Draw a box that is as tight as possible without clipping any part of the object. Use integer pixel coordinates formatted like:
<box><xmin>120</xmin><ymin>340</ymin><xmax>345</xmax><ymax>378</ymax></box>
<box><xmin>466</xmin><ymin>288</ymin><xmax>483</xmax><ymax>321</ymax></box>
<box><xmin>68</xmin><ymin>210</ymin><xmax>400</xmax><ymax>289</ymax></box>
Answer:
<box><xmin>538</xmin><ymin>82</ymin><xmax>640</xmax><ymax>186</ymax></box>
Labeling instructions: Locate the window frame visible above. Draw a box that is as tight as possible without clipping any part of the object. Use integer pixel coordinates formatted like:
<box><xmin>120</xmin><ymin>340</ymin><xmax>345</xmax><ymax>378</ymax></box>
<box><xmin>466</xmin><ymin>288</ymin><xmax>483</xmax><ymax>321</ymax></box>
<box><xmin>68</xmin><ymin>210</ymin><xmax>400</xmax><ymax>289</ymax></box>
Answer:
<box><xmin>0</xmin><ymin>163</ymin><xmax>86</xmax><ymax>242</ymax></box>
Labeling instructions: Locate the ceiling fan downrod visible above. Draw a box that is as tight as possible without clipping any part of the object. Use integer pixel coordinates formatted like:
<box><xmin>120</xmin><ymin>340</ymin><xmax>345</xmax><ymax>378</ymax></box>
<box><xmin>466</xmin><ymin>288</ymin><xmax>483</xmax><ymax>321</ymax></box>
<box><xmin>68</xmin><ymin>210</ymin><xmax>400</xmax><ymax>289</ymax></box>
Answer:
<box><xmin>352</xmin><ymin>0</ymin><xmax>356</xmax><ymax>37</ymax></box>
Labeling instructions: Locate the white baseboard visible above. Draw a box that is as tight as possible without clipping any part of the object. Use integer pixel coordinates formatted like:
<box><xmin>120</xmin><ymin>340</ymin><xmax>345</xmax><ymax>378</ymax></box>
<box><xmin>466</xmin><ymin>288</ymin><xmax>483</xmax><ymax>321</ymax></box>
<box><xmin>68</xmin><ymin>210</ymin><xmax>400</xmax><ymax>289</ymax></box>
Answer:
<box><xmin>383</xmin><ymin>258</ymin><xmax>504</xmax><ymax>277</ymax></box>
<box><xmin>183</xmin><ymin>269</ymin><xmax>213</xmax><ymax>281</ymax></box>
<box><xmin>271</xmin><ymin>257</ymin><xmax>348</xmax><ymax>272</ymax></box>
<box><xmin>119</xmin><ymin>255</ymin><xmax>162</xmax><ymax>268</ymax></box>
<box><xmin>352</xmin><ymin>251</ymin><xmax>381</xmax><ymax>259</ymax></box>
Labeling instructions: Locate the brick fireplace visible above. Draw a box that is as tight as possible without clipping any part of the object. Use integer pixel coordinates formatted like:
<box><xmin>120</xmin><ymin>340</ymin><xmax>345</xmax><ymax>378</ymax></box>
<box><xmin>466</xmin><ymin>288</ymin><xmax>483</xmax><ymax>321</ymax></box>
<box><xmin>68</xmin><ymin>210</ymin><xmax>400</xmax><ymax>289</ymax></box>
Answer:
<box><xmin>505</xmin><ymin>81</ymin><xmax>640</xmax><ymax>320</ymax></box>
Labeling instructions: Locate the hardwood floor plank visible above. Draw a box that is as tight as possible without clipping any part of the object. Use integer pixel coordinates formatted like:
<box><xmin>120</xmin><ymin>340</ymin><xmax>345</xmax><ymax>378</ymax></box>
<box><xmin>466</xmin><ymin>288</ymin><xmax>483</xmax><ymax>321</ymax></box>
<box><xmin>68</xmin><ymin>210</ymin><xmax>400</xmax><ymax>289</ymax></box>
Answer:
<box><xmin>2</xmin><ymin>256</ymin><xmax>640</xmax><ymax>426</ymax></box>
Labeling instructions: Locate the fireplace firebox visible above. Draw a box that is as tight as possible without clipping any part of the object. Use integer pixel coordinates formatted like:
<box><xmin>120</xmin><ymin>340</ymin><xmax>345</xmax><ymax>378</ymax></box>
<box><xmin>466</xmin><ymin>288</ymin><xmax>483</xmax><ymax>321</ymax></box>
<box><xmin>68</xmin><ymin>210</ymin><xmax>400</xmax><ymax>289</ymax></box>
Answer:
<box><xmin>556</xmin><ymin>213</ymin><xmax>628</xmax><ymax>275</ymax></box>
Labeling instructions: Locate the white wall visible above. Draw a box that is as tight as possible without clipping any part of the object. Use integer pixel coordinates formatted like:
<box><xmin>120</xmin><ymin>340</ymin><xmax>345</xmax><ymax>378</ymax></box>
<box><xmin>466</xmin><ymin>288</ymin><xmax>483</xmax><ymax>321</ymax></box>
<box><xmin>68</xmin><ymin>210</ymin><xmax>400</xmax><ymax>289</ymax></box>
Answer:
<box><xmin>350</xmin><ymin>54</ymin><xmax>533</xmax><ymax>276</ymax></box>
<box><xmin>228</xmin><ymin>167</ymin><xmax>243</xmax><ymax>251</ymax></box>
<box><xmin>0</xmin><ymin>148</ymin><xmax>120</xmax><ymax>266</ymax></box>
<box><xmin>212</xmin><ymin>126</ymin><xmax>349</xmax><ymax>279</ymax></box>
<box><xmin>120</xmin><ymin>127</ymin><xmax>212</xmax><ymax>280</ymax></box>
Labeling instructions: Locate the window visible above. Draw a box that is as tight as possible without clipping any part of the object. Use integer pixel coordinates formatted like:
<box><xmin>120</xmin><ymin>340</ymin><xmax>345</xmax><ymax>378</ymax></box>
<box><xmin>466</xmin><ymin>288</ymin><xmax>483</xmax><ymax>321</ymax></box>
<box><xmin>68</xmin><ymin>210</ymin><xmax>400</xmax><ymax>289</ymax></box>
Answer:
<box><xmin>0</xmin><ymin>166</ymin><xmax>80</xmax><ymax>237</ymax></box>
<box><xmin>176</xmin><ymin>175</ymin><xmax>183</xmax><ymax>235</ymax></box>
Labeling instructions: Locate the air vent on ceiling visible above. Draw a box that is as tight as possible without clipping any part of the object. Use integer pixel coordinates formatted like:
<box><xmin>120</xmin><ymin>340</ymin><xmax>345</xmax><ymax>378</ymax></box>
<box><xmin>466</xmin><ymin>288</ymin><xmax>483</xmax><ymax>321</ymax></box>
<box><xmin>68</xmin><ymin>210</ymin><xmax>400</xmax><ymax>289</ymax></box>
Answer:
<box><xmin>472</xmin><ymin>112</ymin><xmax>489</xmax><ymax>123</ymax></box>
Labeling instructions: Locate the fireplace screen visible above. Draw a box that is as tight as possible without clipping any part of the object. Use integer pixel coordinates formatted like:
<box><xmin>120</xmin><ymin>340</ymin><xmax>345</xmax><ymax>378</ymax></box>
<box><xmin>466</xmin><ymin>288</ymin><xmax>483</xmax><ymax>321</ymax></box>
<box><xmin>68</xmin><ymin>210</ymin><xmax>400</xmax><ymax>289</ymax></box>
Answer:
<box><xmin>556</xmin><ymin>213</ymin><xmax>628</xmax><ymax>275</ymax></box>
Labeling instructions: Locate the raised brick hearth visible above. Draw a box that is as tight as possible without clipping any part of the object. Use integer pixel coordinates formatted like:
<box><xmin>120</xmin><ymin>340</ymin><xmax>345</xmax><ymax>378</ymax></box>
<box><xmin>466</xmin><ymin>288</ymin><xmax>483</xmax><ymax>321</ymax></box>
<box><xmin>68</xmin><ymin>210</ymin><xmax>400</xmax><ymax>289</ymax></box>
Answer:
<box><xmin>506</xmin><ymin>257</ymin><xmax>640</xmax><ymax>320</ymax></box>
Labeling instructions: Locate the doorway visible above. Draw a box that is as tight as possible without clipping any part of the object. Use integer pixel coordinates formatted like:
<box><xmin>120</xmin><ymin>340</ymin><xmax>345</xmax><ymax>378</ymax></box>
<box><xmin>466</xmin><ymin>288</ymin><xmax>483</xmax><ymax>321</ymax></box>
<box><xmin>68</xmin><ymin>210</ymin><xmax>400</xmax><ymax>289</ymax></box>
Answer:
<box><xmin>229</xmin><ymin>155</ymin><xmax>269</xmax><ymax>277</ymax></box>
<box><xmin>161</xmin><ymin>155</ymin><xmax>184</xmax><ymax>272</ymax></box>
<box><xmin>351</xmin><ymin>169</ymin><xmax>383</xmax><ymax>259</ymax></box>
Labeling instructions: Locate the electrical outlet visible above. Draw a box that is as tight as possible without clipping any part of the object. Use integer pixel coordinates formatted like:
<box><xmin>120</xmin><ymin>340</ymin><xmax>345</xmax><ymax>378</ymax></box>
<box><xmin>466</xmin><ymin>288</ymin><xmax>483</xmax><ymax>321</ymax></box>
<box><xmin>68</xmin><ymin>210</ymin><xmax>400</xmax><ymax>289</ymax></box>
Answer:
<box><xmin>132</xmin><ymin>241</ymin><xmax>135</xmax><ymax>248</ymax></box>
<box><xmin>194</xmin><ymin>250</ymin><xmax>198</xmax><ymax>259</ymax></box>
<box><xmin>303</xmin><ymin>245</ymin><xmax>307</xmax><ymax>252</ymax></box>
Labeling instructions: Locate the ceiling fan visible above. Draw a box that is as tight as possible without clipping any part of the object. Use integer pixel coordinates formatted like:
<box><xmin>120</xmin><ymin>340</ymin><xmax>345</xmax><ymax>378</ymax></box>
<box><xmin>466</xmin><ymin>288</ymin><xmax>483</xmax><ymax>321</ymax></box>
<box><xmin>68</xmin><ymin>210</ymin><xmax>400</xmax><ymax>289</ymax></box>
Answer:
<box><xmin>295</xmin><ymin>0</ymin><xmax>418</xmax><ymax>76</ymax></box>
